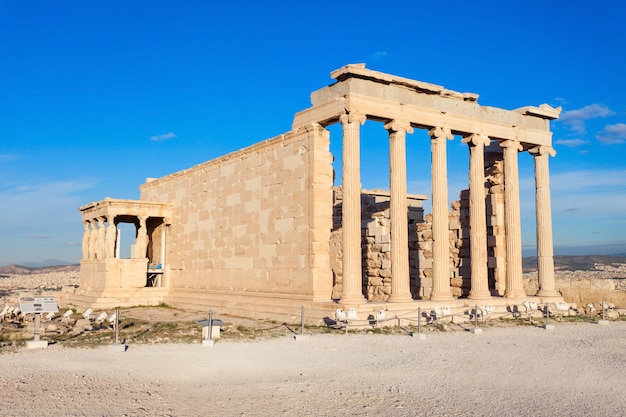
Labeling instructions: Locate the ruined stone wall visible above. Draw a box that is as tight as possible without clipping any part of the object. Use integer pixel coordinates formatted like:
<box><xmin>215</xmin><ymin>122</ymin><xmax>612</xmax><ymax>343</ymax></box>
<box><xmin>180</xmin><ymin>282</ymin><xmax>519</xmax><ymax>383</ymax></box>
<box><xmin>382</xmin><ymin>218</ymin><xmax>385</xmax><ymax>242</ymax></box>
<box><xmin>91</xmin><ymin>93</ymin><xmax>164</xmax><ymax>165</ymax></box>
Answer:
<box><xmin>330</xmin><ymin>189</ymin><xmax>425</xmax><ymax>301</ymax></box>
<box><xmin>139</xmin><ymin>125</ymin><xmax>334</xmax><ymax>301</ymax></box>
<box><xmin>330</xmin><ymin>149</ymin><xmax>506</xmax><ymax>301</ymax></box>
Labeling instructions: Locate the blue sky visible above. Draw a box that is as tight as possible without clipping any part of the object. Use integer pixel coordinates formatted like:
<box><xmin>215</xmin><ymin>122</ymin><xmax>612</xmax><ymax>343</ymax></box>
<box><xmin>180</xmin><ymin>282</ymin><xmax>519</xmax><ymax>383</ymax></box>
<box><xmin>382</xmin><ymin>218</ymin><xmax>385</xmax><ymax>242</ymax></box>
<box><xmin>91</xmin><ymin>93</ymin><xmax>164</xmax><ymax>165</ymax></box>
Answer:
<box><xmin>1</xmin><ymin>0</ymin><xmax>625</xmax><ymax>266</ymax></box>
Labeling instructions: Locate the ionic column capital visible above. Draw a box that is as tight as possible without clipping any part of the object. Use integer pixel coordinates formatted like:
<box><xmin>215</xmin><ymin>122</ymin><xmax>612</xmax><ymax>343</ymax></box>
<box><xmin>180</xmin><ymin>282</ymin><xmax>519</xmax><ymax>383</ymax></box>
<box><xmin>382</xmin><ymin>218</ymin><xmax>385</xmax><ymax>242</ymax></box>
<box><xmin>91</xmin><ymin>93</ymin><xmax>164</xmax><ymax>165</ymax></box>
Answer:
<box><xmin>499</xmin><ymin>139</ymin><xmax>523</xmax><ymax>152</ymax></box>
<box><xmin>462</xmin><ymin>133</ymin><xmax>490</xmax><ymax>147</ymax></box>
<box><xmin>428</xmin><ymin>126</ymin><xmax>454</xmax><ymax>141</ymax></box>
<box><xmin>528</xmin><ymin>145</ymin><xmax>556</xmax><ymax>157</ymax></box>
<box><xmin>384</xmin><ymin>119</ymin><xmax>414</xmax><ymax>134</ymax></box>
<box><xmin>339</xmin><ymin>112</ymin><xmax>367</xmax><ymax>126</ymax></box>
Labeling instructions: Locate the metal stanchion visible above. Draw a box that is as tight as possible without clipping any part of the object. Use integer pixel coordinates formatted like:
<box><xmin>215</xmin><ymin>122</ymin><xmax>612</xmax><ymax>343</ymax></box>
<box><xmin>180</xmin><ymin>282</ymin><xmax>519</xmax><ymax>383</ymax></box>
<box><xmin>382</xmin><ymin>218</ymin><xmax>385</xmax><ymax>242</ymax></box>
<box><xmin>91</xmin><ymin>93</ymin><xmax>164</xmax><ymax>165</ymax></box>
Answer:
<box><xmin>598</xmin><ymin>299</ymin><xmax>609</xmax><ymax>325</ymax></box>
<box><xmin>294</xmin><ymin>306</ymin><xmax>310</xmax><ymax>340</ymax></box>
<box><xmin>543</xmin><ymin>302</ymin><xmax>554</xmax><ymax>330</ymax></box>
<box><xmin>109</xmin><ymin>308</ymin><xmax>127</xmax><ymax>351</ymax></box>
<box><xmin>471</xmin><ymin>304</ymin><xmax>482</xmax><ymax>334</ymax></box>
<box><xmin>413</xmin><ymin>307</ymin><xmax>426</xmax><ymax>340</ymax></box>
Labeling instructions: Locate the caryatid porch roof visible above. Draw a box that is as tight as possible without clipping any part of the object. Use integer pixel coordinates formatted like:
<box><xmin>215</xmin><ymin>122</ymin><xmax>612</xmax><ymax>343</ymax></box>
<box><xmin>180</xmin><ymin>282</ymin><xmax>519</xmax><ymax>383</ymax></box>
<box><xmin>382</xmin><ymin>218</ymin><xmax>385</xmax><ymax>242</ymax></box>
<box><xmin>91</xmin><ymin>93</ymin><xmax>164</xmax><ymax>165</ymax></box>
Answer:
<box><xmin>293</xmin><ymin>64</ymin><xmax>561</xmax><ymax>147</ymax></box>
<box><xmin>79</xmin><ymin>198</ymin><xmax>172</xmax><ymax>223</ymax></box>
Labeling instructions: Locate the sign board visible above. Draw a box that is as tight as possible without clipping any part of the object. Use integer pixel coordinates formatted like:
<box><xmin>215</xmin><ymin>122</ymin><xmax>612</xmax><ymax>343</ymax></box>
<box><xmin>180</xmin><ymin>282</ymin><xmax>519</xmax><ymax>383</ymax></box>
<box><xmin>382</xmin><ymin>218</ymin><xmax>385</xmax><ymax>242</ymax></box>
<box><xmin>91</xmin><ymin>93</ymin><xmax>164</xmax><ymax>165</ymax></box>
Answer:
<box><xmin>18</xmin><ymin>296</ymin><xmax>59</xmax><ymax>314</ymax></box>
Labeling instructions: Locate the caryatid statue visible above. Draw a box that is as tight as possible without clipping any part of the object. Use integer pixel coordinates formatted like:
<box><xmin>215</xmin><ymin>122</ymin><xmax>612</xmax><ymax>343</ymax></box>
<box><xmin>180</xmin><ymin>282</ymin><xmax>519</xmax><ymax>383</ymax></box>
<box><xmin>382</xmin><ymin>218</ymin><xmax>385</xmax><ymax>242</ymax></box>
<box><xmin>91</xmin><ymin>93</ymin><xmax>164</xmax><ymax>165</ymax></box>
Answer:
<box><xmin>105</xmin><ymin>216</ymin><xmax>117</xmax><ymax>259</ymax></box>
<box><xmin>135</xmin><ymin>216</ymin><xmax>149</xmax><ymax>259</ymax></box>
<box><xmin>81</xmin><ymin>220</ymin><xmax>91</xmax><ymax>260</ymax></box>
<box><xmin>88</xmin><ymin>219</ymin><xmax>97</xmax><ymax>259</ymax></box>
<box><xmin>95</xmin><ymin>217</ymin><xmax>106</xmax><ymax>259</ymax></box>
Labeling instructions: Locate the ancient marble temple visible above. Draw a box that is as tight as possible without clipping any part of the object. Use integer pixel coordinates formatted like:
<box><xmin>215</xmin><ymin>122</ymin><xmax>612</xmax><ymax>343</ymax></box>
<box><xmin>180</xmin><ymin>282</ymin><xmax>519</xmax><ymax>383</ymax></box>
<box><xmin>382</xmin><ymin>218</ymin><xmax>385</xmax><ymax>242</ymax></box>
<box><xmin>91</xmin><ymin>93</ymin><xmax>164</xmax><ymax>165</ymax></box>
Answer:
<box><xmin>64</xmin><ymin>64</ymin><xmax>563</xmax><ymax>321</ymax></box>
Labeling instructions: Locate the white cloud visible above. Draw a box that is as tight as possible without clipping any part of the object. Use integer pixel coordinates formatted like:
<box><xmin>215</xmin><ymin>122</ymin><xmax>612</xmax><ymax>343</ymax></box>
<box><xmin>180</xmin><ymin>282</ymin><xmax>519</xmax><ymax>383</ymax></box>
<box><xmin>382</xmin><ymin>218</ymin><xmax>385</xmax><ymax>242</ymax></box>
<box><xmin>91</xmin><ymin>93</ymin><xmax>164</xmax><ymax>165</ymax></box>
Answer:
<box><xmin>559</xmin><ymin>104</ymin><xmax>614</xmax><ymax>134</ymax></box>
<box><xmin>149</xmin><ymin>132</ymin><xmax>177</xmax><ymax>142</ymax></box>
<box><xmin>596</xmin><ymin>123</ymin><xmax>626</xmax><ymax>144</ymax></box>
<box><xmin>549</xmin><ymin>168</ymin><xmax>626</xmax><ymax>193</ymax></box>
<box><xmin>554</xmin><ymin>138</ymin><xmax>587</xmax><ymax>147</ymax></box>
<box><xmin>369</xmin><ymin>51</ymin><xmax>389</xmax><ymax>61</ymax></box>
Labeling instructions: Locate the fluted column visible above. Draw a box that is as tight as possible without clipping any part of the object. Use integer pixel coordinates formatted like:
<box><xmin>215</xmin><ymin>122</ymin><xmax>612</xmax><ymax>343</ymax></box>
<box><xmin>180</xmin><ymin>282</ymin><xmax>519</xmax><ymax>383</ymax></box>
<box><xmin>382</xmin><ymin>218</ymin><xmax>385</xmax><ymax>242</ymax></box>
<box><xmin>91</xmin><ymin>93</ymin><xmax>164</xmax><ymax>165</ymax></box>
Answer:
<box><xmin>500</xmin><ymin>140</ymin><xmax>525</xmax><ymax>298</ymax></box>
<box><xmin>429</xmin><ymin>127</ymin><xmax>454</xmax><ymax>301</ymax></box>
<box><xmin>386</xmin><ymin>120</ymin><xmax>414</xmax><ymax>302</ymax></box>
<box><xmin>529</xmin><ymin>146</ymin><xmax>559</xmax><ymax>297</ymax></box>
<box><xmin>464</xmin><ymin>134</ymin><xmax>492</xmax><ymax>300</ymax></box>
<box><xmin>339</xmin><ymin>112</ymin><xmax>367</xmax><ymax>304</ymax></box>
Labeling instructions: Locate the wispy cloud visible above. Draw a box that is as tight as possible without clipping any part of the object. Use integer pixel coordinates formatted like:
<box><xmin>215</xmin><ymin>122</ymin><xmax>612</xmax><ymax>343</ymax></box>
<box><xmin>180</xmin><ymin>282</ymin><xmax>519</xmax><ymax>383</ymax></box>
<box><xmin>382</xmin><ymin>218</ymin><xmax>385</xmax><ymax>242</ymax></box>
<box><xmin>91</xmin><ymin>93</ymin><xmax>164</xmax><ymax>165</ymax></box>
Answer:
<box><xmin>0</xmin><ymin>178</ymin><xmax>97</xmax><ymax>264</ymax></box>
<box><xmin>596</xmin><ymin>123</ymin><xmax>626</xmax><ymax>144</ymax></box>
<box><xmin>0</xmin><ymin>178</ymin><xmax>96</xmax><ymax>230</ymax></box>
<box><xmin>549</xmin><ymin>168</ymin><xmax>626</xmax><ymax>193</ymax></box>
<box><xmin>23</xmin><ymin>234</ymin><xmax>50</xmax><ymax>239</ymax></box>
<box><xmin>369</xmin><ymin>51</ymin><xmax>389</xmax><ymax>61</ymax></box>
<box><xmin>559</xmin><ymin>104</ymin><xmax>614</xmax><ymax>135</ymax></box>
<box><xmin>554</xmin><ymin>138</ymin><xmax>587</xmax><ymax>147</ymax></box>
<box><xmin>149</xmin><ymin>132</ymin><xmax>177</xmax><ymax>142</ymax></box>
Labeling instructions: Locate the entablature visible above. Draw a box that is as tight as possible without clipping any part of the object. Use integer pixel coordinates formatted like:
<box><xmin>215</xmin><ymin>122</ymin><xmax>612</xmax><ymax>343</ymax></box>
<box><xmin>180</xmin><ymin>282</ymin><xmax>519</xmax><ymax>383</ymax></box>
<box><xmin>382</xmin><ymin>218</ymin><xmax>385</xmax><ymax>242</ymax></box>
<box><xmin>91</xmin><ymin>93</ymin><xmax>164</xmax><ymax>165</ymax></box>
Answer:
<box><xmin>293</xmin><ymin>64</ymin><xmax>561</xmax><ymax>147</ymax></box>
<box><xmin>79</xmin><ymin>198</ymin><xmax>173</xmax><ymax>222</ymax></box>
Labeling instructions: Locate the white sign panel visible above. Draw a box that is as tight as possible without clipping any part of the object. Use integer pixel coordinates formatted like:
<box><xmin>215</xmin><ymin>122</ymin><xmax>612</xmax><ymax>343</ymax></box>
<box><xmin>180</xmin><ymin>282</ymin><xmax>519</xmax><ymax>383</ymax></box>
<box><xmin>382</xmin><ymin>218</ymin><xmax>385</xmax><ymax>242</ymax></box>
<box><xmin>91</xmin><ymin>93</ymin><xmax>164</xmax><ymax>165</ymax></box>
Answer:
<box><xmin>18</xmin><ymin>296</ymin><xmax>59</xmax><ymax>314</ymax></box>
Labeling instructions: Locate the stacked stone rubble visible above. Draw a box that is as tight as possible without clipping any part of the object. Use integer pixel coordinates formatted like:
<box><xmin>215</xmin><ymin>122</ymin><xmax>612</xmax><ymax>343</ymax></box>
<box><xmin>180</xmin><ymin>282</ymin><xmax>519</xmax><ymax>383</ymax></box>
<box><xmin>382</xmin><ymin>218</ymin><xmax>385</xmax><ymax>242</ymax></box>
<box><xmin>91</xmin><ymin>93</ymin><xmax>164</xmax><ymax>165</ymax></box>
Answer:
<box><xmin>485</xmin><ymin>152</ymin><xmax>506</xmax><ymax>296</ymax></box>
<box><xmin>330</xmin><ymin>188</ymin><xmax>425</xmax><ymax>301</ymax></box>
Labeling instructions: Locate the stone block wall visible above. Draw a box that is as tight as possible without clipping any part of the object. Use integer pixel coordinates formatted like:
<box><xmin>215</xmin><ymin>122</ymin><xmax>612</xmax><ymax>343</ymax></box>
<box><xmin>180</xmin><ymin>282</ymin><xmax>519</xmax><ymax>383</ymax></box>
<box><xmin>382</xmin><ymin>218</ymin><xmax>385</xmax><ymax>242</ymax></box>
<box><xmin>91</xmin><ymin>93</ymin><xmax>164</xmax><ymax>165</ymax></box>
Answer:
<box><xmin>139</xmin><ymin>125</ymin><xmax>334</xmax><ymax>301</ymax></box>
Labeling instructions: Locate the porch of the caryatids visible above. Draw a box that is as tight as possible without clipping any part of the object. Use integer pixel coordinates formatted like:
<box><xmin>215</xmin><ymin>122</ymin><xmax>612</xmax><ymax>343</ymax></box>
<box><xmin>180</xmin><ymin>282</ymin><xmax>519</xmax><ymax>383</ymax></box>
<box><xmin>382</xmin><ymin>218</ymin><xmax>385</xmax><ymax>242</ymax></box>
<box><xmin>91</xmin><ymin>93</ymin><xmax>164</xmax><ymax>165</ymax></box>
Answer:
<box><xmin>386</xmin><ymin>120</ymin><xmax>414</xmax><ymax>302</ymax></box>
<box><xmin>339</xmin><ymin>112</ymin><xmax>367</xmax><ymax>304</ymax></box>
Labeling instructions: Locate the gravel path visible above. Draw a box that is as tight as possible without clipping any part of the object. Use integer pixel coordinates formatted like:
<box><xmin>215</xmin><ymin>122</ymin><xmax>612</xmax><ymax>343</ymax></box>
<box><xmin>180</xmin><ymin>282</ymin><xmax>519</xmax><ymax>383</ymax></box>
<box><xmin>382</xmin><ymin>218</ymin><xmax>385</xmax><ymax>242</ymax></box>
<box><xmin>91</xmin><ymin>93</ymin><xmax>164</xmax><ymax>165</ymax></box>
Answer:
<box><xmin>1</xmin><ymin>322</ymin><xmax>625</xmax><ymax>416</ymax></box>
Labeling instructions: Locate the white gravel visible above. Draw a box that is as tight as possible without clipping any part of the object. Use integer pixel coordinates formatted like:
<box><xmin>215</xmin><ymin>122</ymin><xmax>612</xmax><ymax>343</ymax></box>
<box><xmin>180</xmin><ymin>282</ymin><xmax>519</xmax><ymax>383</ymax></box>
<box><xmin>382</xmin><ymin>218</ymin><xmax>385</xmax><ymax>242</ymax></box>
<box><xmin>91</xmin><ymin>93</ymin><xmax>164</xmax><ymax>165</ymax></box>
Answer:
<box><xmin>1</xmin><ymin>321</ymin><xmax>625</xmax><ymax>416</ymax></box>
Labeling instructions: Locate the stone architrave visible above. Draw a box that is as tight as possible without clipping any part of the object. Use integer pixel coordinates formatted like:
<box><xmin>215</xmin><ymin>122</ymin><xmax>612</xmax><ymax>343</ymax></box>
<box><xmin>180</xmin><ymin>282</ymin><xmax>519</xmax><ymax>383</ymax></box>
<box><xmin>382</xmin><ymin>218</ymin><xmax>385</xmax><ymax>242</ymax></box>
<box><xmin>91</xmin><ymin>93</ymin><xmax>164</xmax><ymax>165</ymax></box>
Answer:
<box><xmin>135</xmin><ymin>216</ymin><xmax>148</xmax><ymax>259</ymax></box>
<box><xmin>81</xmin><ymin>221</ymin><xmax>90</xmax><ymax>260</ymax></box>
<box><xmin>95</xmin><ymin>217</ymin><xmax>106</xmax><ymax>260</ymax></box>
<box><xmin>529</xmin><ymin>146</ymin><xmax>559</xmax><ymax>297</ymax></box>
<box><xmin>429</xmin><ymin>127</ymin><xmax>454</xmax><ymax>301</ymax></box>
<box><xmin>500</xmin><ymin>140</ymin><xmax>525</xmax><ymax>298</ymax></box>
<box><xmin>385</xmin><ymin>120</ymin><xmax>414</xmax><ymax>302</ymax></box>
<box><xmin>105</xmin><ymin>216</ymin><xmax>117</xmax><ymax>259</ymax></box>
<box><xmin>339</xmin><ymin>112</ymin><xmax>367</xmax><ymax>304</ymax></box>
<box><xmin>464</xmin><ymin>134</ymin><xmax>492</xmax><ymax>300</ymax></box>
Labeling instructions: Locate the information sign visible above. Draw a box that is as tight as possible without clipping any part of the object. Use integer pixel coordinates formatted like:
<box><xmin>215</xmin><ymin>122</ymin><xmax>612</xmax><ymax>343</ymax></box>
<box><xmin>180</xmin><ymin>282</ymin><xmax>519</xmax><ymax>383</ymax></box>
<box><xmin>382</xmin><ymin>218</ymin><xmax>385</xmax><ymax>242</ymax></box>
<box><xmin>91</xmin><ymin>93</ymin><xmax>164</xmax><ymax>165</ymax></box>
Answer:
<box><xmin>18</xmin><ymin>296</ymin><xmax>59</xmax><ymax>314</ymax></box>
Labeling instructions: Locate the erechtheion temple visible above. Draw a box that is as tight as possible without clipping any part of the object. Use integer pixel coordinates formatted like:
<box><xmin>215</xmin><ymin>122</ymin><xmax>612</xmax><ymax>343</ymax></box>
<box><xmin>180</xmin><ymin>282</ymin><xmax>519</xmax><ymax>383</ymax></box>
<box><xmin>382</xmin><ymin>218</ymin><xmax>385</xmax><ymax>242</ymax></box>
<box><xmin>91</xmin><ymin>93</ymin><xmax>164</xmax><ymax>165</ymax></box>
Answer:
<box><xmin>64</xmin><ymin>64</ymin><xmax>564</xmax><ymax>322</ymax></box>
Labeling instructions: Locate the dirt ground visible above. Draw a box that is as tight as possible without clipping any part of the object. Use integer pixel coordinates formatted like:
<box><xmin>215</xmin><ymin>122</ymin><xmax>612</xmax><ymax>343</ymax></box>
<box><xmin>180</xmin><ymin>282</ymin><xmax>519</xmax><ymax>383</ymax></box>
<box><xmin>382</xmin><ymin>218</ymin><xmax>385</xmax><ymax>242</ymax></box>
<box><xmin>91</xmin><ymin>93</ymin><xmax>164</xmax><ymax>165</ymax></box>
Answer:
<box><xmin>1</xmin><ymin>321</ymin><xmax>625</xmax><ymax>416</ymax></box>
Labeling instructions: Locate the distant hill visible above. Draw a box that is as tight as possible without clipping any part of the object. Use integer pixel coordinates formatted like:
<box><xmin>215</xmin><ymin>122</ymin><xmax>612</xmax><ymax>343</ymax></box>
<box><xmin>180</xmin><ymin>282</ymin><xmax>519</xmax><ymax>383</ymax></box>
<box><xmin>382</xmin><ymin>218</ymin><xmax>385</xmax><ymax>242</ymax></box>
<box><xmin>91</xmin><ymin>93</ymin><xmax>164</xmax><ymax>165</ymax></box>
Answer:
<box><xmin>523</xmin><ymin>255</ymin><xmax>626</xmax><ymax>272</ymax></box>
<box><xmin>2</xmin><ymin>256</ymin><xmax>626</xmax><ymax>275</ymax></box>
<box><xmin>0</xmin><ymin>264</ymin><xmax>80</xmax><ymax>275</ymax></box>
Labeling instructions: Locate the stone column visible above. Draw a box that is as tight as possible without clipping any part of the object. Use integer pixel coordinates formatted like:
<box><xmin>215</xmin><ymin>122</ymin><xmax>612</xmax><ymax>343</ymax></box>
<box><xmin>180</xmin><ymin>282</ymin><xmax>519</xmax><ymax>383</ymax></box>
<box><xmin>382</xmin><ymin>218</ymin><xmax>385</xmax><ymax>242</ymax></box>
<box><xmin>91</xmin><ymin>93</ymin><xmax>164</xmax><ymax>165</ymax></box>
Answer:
<box><xmin>339</xmin><ymin>112</ymin><xmax>367</xmax><ymax>304</ymax></box>
<box><xmin>386</xmin><ymin>120</ymin><xmax>414</xmax><ymax>302</ymax></box>
<box><xmin>529</xmin><ymin>146</ymin><xmax>560</xmax><ymax>297</ymax></box>
<box><xmin>429</xmin><ymin>127</ymin><xmax>454</xmax><ymax>301</ymax></box>
<box><xmin>500</xmin><ymin>140</ymin><xmax>525</xmax><ymax>298</ymax></box>
<box><xmin>464</xmin><ymin>134</ymin><xmax>492</xmax><ymax>300</ymax></box>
